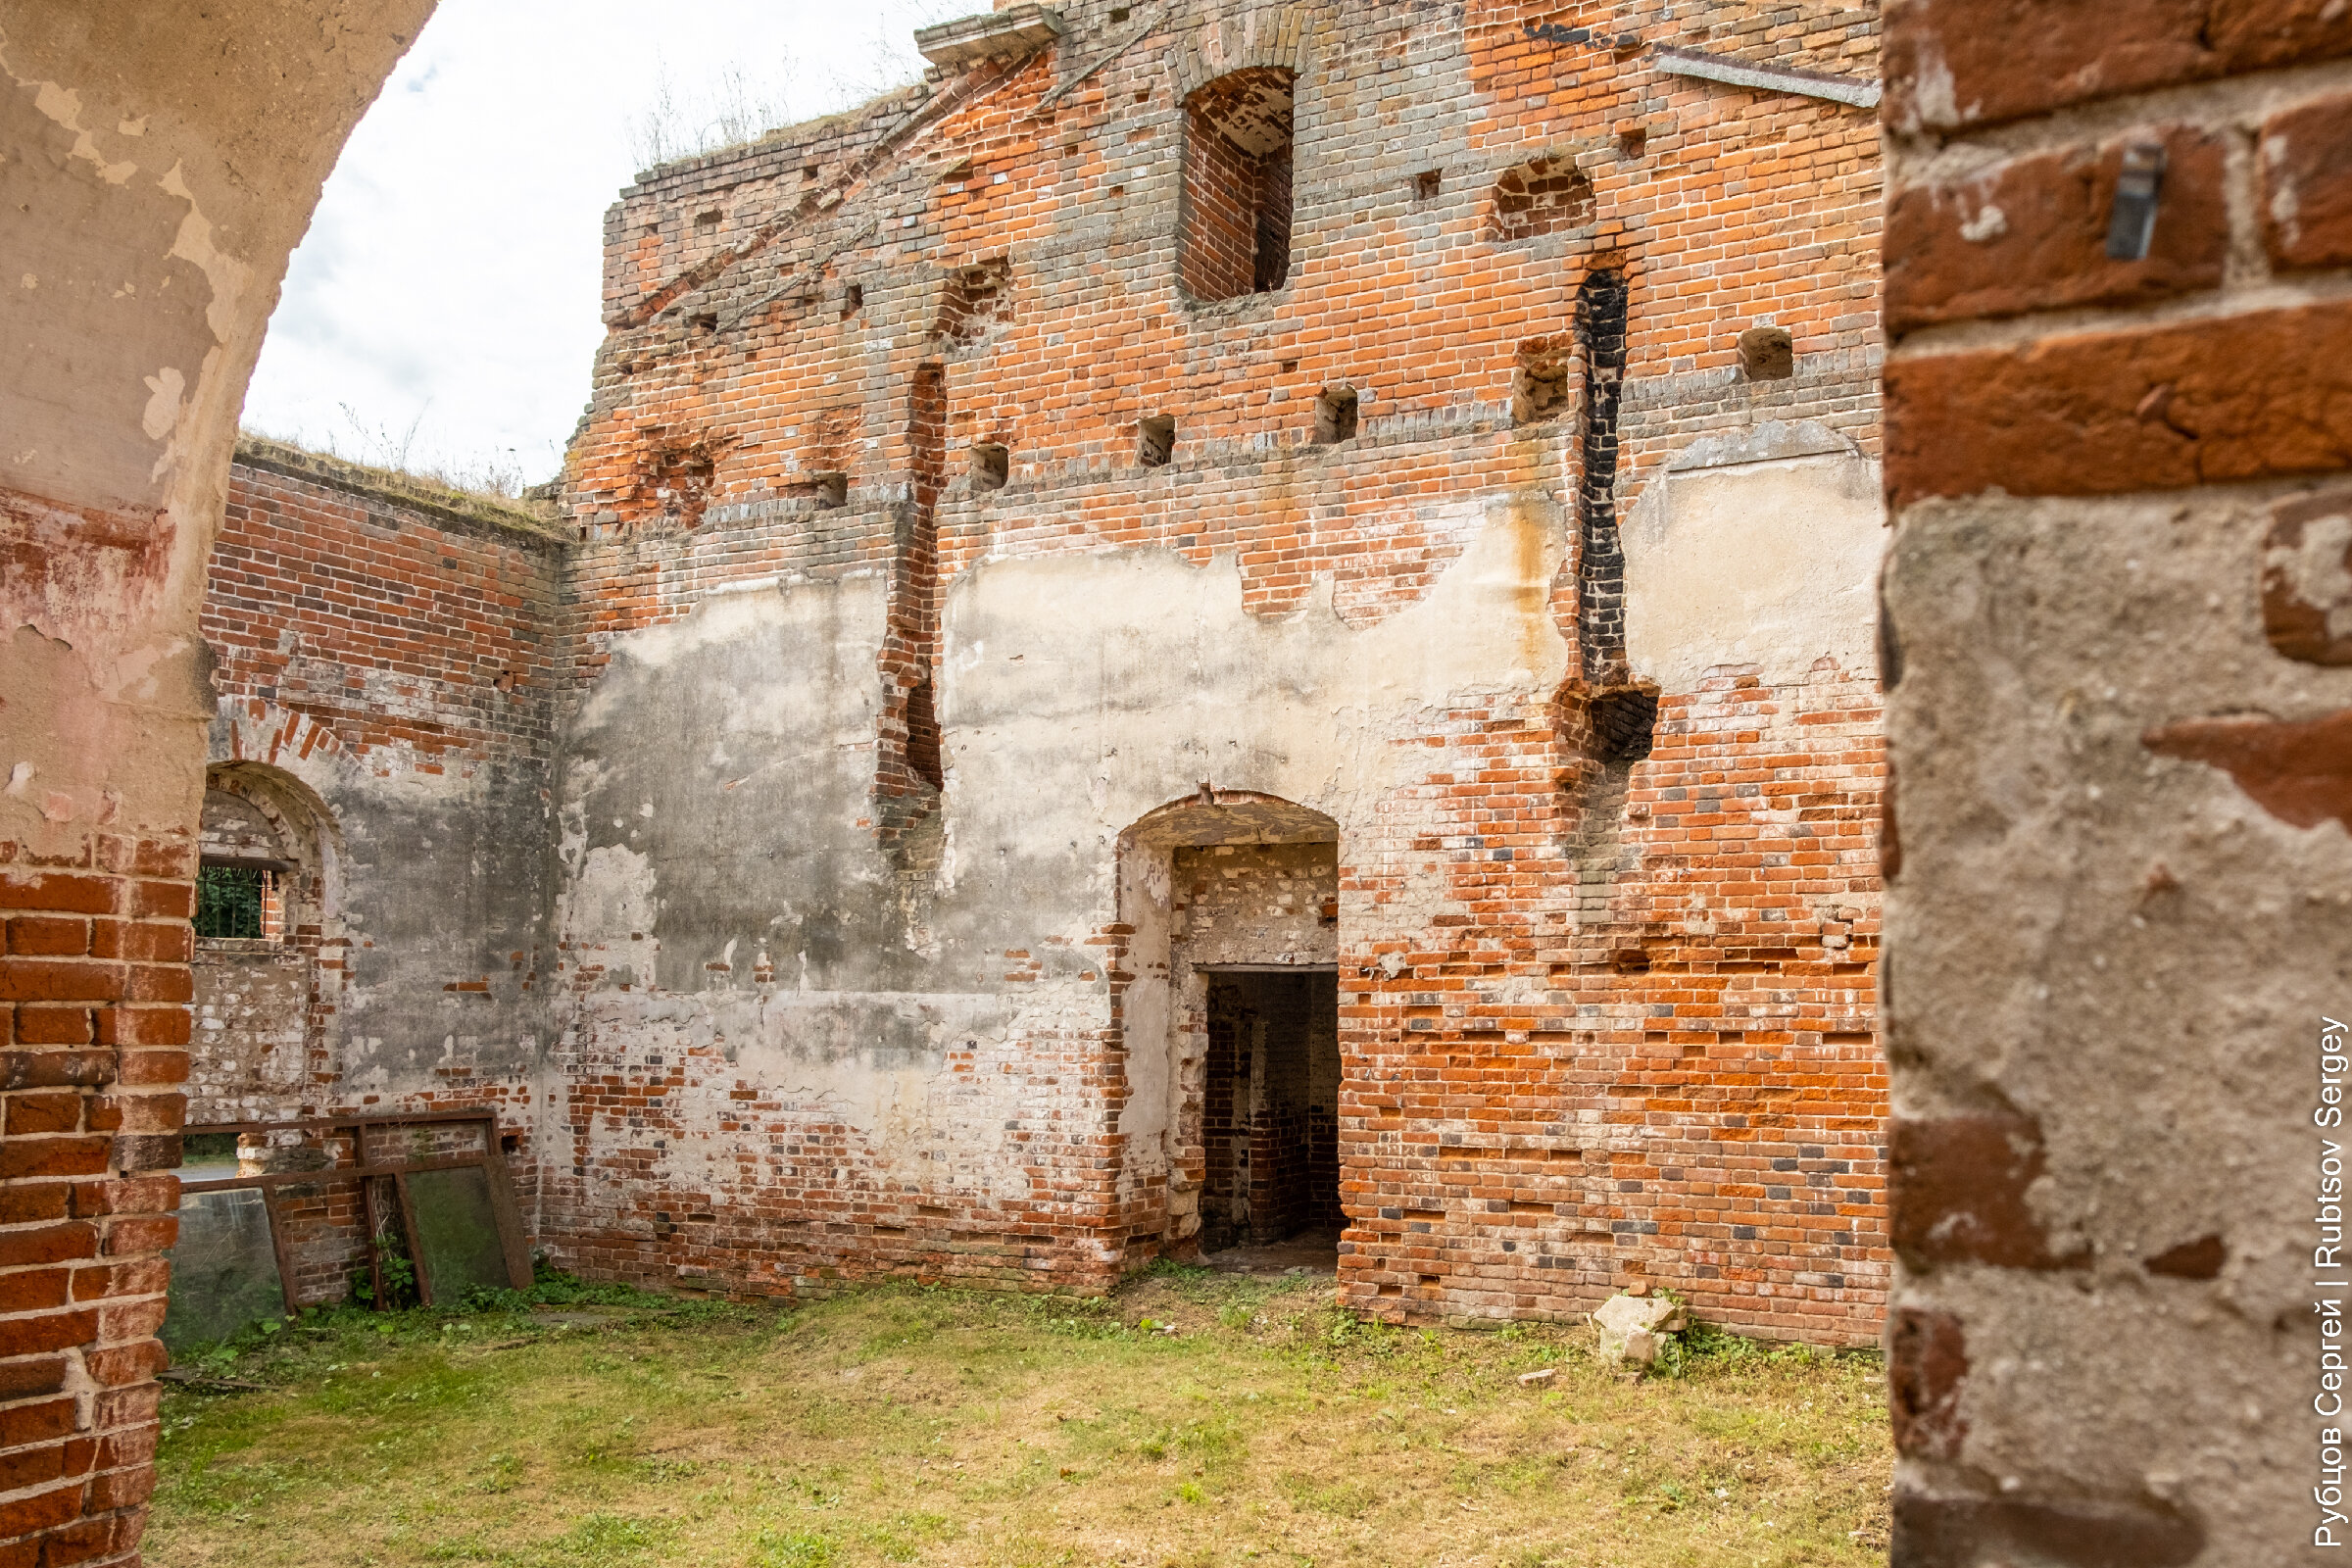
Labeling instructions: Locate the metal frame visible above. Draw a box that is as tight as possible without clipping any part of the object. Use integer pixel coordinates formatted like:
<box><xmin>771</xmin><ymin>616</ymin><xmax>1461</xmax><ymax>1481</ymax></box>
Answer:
<box><xmin>178</xmin><ymin>1106</ymin><xmax>533</xmax><ymax>1314</ymax></box>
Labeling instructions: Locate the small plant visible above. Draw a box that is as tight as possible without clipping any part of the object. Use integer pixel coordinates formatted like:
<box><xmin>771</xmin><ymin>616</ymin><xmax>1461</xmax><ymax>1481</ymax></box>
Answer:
<box><xmin>351</xmin><ymin>1236</ymin><xmax>417</xmax><ymax>1309</ymax></box>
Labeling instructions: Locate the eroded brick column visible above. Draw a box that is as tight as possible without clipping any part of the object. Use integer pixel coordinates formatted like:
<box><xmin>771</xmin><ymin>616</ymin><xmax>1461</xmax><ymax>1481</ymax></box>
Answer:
<box><xmin>1882</xmin><ymin>2</ymin><xmax>2352</xmax><ymax>1559</ymax></box>
<box><xmin>1</xmin><ymin>854</ymin><xmax>193</xmax><ymax>1559</ymax></box>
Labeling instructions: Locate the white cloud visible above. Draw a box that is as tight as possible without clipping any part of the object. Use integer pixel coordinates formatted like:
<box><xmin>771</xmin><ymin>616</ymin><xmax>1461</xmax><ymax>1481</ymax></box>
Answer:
<box><xmin>240</xmin><ymin>0</ymin><xmax>965</xmax><ymax>489</ymax></box>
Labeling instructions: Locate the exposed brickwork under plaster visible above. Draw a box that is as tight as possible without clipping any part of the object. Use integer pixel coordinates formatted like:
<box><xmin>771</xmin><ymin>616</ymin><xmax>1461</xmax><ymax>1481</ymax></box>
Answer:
<box><xmin>1882</xmin><ymin>0</ymin><xmax>2352</xmax><ymax>1557</ymax></box>
<box><xmin>534</xmin><ymin>0</ymin><xmax>1889</xmax><ymax>1343</ymax></box>
<box><xmin>171</xmin><ymin>454</ymin><xmax>565</xmax><ymax>1307</ymax></box>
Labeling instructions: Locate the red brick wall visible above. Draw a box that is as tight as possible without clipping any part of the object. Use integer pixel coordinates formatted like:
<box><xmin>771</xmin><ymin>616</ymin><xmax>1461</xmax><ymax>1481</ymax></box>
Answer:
<box><xmin>207</xmin><ymin>453</ymin><xmax>563</xmax><ymax>774</ymax></box>
<box><xmin>546</xmin><ymin>0</ymin><xmax>1889</xmax><ymax>1342</ymax></box>
<box><xmin>179</xmin><ymin>454</ymin><xmax>563</xmax><ymax>1288</ymax></box>
<box><xmin>0</xmin><ymin>849</ymin><xmax>192</xmax><ymax>1563</ymax></box>
<box><xmin>1880</xmin><ymin>0</ymin><xmax>2352</xmax><ymax>1556</ymax></box>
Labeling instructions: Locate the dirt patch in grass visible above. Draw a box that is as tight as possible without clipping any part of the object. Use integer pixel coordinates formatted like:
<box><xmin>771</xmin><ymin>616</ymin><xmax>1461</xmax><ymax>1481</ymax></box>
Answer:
<box><xmin>146</xmin><ymin>1267</ymin><xmax>1889</xmax><ymax>1567</ymax></box>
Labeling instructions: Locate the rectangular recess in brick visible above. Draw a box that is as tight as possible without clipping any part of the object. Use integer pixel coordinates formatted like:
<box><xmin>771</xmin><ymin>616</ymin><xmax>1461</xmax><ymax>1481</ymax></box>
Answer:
<box><xmin>1314</xmin><ymin>387</ymin><xmax>1358</xmax><ymax>445</ymax></box>
<box><xmin>970</xmin><ymin>443</ymin><xmax>1008</xmax><ymax>491</ymax></box>
<box><xmin>1512</xmin><ymin>340</ymin><xmax>1573</xmax><ymax>425</ymax></box>
<box><xmin>1138</xmin><ymin>416</ymin><xmax>1175</xmax><ymax>468</ymax></box>
<box><xmin>1179</xmin><ymin>68</ymin><xmax>1296</xmax><ymax>302</ymax></box>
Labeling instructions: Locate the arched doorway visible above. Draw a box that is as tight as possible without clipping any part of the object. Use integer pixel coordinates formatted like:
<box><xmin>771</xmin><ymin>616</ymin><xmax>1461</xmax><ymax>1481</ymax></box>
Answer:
<box><xmin>1114</xmin><ymin>791</ymin><xmax>1341</xmax><ymax>1267</ymax></box>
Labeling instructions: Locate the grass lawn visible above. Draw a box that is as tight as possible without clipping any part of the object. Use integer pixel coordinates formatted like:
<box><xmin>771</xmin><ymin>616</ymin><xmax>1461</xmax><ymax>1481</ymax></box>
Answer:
<box><xmin>146</xmin><ymin>1266</ymin><xmax>1890</xmax><ymax>1568</ymax></box>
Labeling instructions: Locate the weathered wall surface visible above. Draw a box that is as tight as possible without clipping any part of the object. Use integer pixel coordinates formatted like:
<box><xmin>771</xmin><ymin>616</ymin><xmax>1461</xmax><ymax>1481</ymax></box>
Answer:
<box><xmin>193</xmin><ymin>449</ymin><xmax>564</xmax><ymax>1143</ymax></box>
<box><xmin>548</xmin><ymin>0</ymin><xmax>1890</xmax><ymax>1340</ymax></box>
<box><xmin>0</xmin><ymin>9</ymin><xmax>427</xmax><ymax>1565</ymax></box>
<box><xmin>1881</xmin><ymin>2</ymin><xmax>2352</xmax><ymax>1559</ymax></box>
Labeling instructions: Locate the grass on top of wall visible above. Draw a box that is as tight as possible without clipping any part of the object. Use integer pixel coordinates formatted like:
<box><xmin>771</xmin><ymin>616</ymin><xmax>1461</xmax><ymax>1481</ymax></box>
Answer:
<box><xmin>146</xmin><ymin>1265</ymin><xmax>1890</xmax><ymax>1568</ymax></box>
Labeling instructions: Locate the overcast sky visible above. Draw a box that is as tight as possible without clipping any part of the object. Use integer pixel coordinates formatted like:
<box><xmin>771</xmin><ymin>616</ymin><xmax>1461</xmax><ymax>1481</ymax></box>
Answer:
<box><xmin>240</xmin><ymin>0</ymin><xmax>964</xmax><ymax>490</ymax></box>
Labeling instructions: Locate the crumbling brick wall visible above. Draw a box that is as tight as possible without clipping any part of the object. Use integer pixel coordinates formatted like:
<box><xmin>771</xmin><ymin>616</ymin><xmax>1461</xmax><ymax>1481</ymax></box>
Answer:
<box><xmin>183</xmin><ymin>446</ymin><xmax>564</xmax><ymax>1275</ymax></box>
<box><xmin>545</xmin><ymin>0</ymin><xmax>1888</xmax><ymax>1339</ymax></box>
<box><xmin>1880</xmin><ymin>0</ymin><xmax>2352</xmax><ymax>1557</ymax></box>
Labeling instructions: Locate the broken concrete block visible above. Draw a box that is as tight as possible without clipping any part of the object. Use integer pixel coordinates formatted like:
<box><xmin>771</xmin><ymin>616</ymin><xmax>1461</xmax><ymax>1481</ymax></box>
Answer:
<box><xmin>1592</xmin><ymin>1292</ymin><xmax>1690</xmax><ymax>1365</ymax></box>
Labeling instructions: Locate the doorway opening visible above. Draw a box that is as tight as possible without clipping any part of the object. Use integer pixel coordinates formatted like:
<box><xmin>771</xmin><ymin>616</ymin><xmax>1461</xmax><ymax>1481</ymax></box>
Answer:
<box><xmin>1200</xmin><ymin>968</ymin><xmax>1340</xmax><ymax>1259</ymax></box>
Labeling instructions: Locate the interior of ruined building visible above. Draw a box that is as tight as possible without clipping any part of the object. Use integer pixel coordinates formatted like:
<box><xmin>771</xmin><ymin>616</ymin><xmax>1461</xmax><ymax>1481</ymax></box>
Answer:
<box><xmin>162</xmin><ymin>0</ymin><xmax>1894</xmax><ymax>1338</ymax></box>
<box><xmin>9</xmin><ymin>0</ymin><xmax>2352</xmax><ymax>1562</ymax></box>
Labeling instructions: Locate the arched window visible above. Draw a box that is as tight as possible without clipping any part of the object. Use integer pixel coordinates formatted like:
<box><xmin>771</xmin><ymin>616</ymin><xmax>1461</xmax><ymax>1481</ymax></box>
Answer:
<box><xmin>1179</xmin><ymin>67</ymin><xmax>1296</xmax><ymax>302</ymax></box>
<box><xmin>198</xmin><ymin>784</ymin><xmax>299</xmax><ymax>942</ymax></box>
<box><xmin>193</xmin><ymin>763</ymin><xmax>339</xmax><ymax>1107</ymax></box>
<box><xmin>197</xmin><ymin>763</ymin><xmax>337</xmax><ymax>947</ymax></box>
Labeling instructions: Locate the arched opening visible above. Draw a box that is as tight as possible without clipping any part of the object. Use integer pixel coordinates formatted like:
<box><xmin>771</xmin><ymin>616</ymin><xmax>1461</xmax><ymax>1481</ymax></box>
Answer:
<box><xmin>1115</xmin><ymin>791</ymin><xmax>1340</xmax><ymax>1268</ymax></box>
<box><xmin>1178</xmin><ymin>67</ymin><xmax>1296</xmax><ymax>302</ymax></box>
<box><xmin>191</xmin><ymin>763</ymin><xmax>341</xmax><ymax>1126</ymax></box>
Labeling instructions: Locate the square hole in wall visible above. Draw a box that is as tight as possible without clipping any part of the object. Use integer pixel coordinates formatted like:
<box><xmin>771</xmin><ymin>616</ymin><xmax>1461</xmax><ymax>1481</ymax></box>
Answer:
<box><xmin>1139</xmin><ymin>415</ymin><xmax>1175</xmax><ymax>467</ymax></box>
<box><xmin>1738</xmin><ymin>325</ymin><xmax>1794</xmax><ymax>381</ymax></box>
<box><xmin>972</xmin><ymin>443</ymin><xmax>1009</xmax><ymax>491</ymax></box>
<box><xmin>690</xmin><ymin>312</ymin><xmax>718</xmax><ymax>333</ymax></box>
<box><xmin>810</xmin><ymin>471</ymin><xmax>848</xmax><ymax>509</ymax></box>
<box><xmin>1314</xmin><ymin>386</ymin><xmax>1359</xmax><ymax>444</ymax></box>
<box><xmin>1111</xmin><ymin>6</ymin><xmax>1131</xmax><ymax>21</ymax></box>
<box><xmin>1414</xmin><ymin>170</ymin><xmax>1441</xmax><ymax>200</ymax></box>
<box><xmin>1589</xmin><ymin>687</ymin><xmax>1658</xmax><ymax>763</ymax></box>
<box><xmin>1616</xmin><ymin>125</ymin><xmax>1647</xmax><ymax>159</ymax></box>
<box><xmin>1512</xmin><ymin>338</ymin><xmax>1573</xmax><ymax>425</ymax></box>
<box><xmin>695</xmin><ymin>209</ymin><xmax>721</xmax><ymax>229</ymax></box>
<box><xmin>843</xmin><ymin>283</ymin><xmax>863</xmax><ymax>318</ymax></box>
<box><xmin>935</xmin><ymin>258</ymin><xmax>1011</xmax><ymax>344</ymax></box>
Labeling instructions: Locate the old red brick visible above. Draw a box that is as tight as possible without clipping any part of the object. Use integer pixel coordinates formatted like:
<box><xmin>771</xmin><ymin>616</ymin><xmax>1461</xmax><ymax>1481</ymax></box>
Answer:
<box><xmin>98</xmin><ymin>1216</ymin><xmax>177</xmax><ymax>1256</ymax></box>
<box><xmin>125</xmin><ymin>881</ymin><xmax>192</xmax><ymax>922</ymax></box>
<box><xmin>0</xmin><ymin>1439</ymin><xmax>75</xmax><ymax>1496</ymax></box>
<box><xmin>99</xmin><ymin>1006</ymin><xmax>189</xmax><ymax>1050</ymax></box>
<box><xmin>87</xmin><ymin>921</ymin><xmax>190</xmax><ymax>965</ymax></box>
<box><xmin>0</xmin><ymin>874</ymin><xmax>117</xmax><ymax>916</ymax></box>
<box><xmin>1885</xmin><ymin>0</ymin><xmax>2352</xmax><ymax>129</ymax></box>
<box><xmin>81</xmin><ymin>1342</ymin><xmax>168</xmax><ymax>1390</ymax></box>
<box><xmin>0</xmin><ymin>1478</ymin><xmax>80</xmax><ymax>1541</ymax></box>
<box><xmin>0</xmin><ymin>1267</ymin><xmax>73</xmax><ymax>1314</ymax></box>
<box><xmin>0</xmin><ymin>960</ymin><xmax>124</xmax><ymax>1005</ymax></box>
<box><xmin>2142</xmin><ymin>708</ymin><xmax>2352</xmax><ymax>831</ymax></box>
<box><xmin>121</xmin><ymin>964</ymin><xmax>191</xmax><ymax>1006</ymax></box>
<box><xmin>2262</xmin><ymin>90</ymin><xmax>2352</xmax><ymax>270</ymax></box>
<box><xmin>0</xmin><ymin>1356</ymin><xmax>69</xmax><ymax>1403</ymax></box>
<box><xmin>0</xmin><ymin>1137</ymin><xmax>109</xmax><ymax>1181</ymax></box>
<box><xmin>4</xmin><ymin>1092</ymin><xmax>84</xmax><ymax>1135</ymax></box>
<box><xmin>0</xmin><ymin>1183</ymin><xmax>71</xmax><ymax>1224</ymax></box>
<box><xmin>0</xmin><ymin>1313</ymin><xmax>98</xmax><ymax>1365</ymax></box>
<box><xmin>1888</xmin><ymin>1114</ymin><xmax>2087</xmax><ymax>1272</ymax></box>
<box><xmin>2261</xmin><ymin>489</ymin><xmax>2352</xmax><ymax>665</ymax></box>
<box><xmin>1887</xmin><ymin>1308</ymin><xmax>1969</xmax><ymax>1459</ymax></box>
<box><xmin>12</xmin><ymin>1008</ymin><xmax>94</xmax><ymax>1047</ymax></box>
<box><xmin>1886</xmin><ymin>303</ymin><xmax>2352</xmax><ymax>506</ymax></box>
<box><xmin>0</xmin><ymin>1050</ymin><xmax>114</xmax><ymax>1090</ymax></box>
<box><xmin>5</xmin><ymin>917</ymin><xmax>88</xmax><ymax>957</ymax></box>
<box><xmin>1884</xmin><ymin>124</ymin><xmax>2229</xmax><ymax>334</ymax></box>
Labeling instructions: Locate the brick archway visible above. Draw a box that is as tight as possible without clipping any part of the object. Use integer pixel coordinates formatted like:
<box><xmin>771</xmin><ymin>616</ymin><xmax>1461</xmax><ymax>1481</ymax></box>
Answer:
<box><xmin>0</xmin><ymin>8</ymin><xmax>429</xmax><ymax>1560</ymax></box>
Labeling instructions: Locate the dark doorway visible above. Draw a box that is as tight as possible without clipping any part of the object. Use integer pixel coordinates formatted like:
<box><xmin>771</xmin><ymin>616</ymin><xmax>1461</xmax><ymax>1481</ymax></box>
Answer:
<box><xmin>1200</xmin><ymin>969</ymin><xmax>1340</xmax><ymax>1252</ymax></box>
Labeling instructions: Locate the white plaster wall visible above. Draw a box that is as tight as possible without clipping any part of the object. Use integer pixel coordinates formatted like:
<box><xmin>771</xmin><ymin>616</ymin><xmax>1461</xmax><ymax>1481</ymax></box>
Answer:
<box><xmin>1623</xmin><ymin>420</ymin><xmax>1885</xmax><ymax>691</ymax></box>
<box><xmin>550</xmin><ymin>496</ymin><xmax>1571</xmax><ymax>1263</ymax></box>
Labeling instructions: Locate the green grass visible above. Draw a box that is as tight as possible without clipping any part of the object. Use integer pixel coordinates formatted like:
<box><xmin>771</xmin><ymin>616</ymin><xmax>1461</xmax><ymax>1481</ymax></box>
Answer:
<box><xmin>147</xmin><ymin>1269</ymin><xmax>1889</xmax><ymax>1567</ymax></box>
